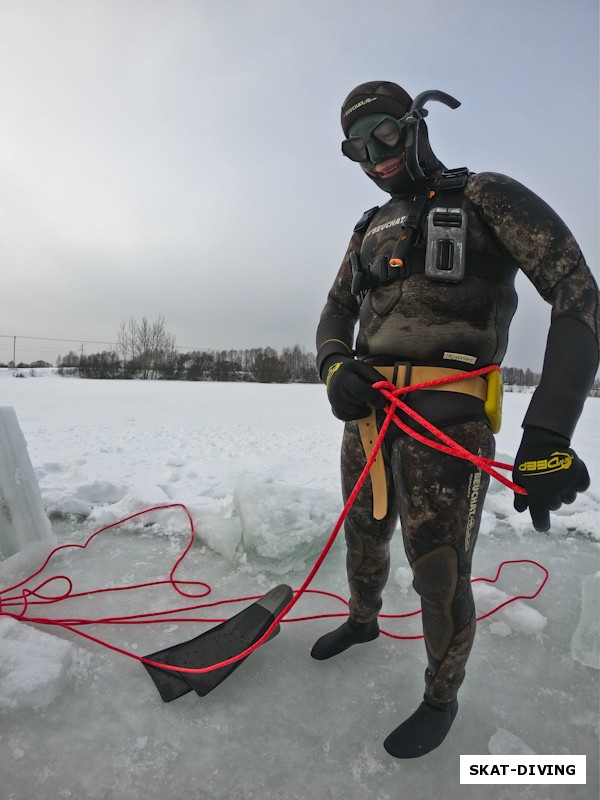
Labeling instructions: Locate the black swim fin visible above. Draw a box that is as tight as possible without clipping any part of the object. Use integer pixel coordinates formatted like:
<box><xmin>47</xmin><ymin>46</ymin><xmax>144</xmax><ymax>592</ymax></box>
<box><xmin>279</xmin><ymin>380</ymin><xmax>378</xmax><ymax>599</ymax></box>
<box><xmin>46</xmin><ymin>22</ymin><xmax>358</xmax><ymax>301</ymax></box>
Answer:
<box><xmin>142</xmin><ymin>584</ymin><xmax>293</xmax><ymax>702</ymax></box>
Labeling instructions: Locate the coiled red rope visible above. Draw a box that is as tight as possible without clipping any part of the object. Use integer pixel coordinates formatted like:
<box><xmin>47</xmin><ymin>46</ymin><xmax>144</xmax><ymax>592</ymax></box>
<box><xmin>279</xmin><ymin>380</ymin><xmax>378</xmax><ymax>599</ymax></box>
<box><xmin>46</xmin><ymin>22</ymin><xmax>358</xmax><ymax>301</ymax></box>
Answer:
<box><xmin>374</xmin><ymin>364</ymin><xmax>527</xmax><ymax>493</ymax></box>
<box><xmin>0</xmin><ymin>368</ymin><xmax>546</xmax><ymax>676</ymax></box>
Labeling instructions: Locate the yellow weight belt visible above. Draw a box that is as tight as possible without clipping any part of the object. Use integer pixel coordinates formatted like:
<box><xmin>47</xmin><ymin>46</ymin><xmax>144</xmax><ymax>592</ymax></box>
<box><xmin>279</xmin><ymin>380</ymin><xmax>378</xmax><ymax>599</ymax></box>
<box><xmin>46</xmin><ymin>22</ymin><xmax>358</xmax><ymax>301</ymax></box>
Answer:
<box><xmin>357</xmin><ymin>365</ymin><xmax>488</xmax><ymax>521</ymax></box>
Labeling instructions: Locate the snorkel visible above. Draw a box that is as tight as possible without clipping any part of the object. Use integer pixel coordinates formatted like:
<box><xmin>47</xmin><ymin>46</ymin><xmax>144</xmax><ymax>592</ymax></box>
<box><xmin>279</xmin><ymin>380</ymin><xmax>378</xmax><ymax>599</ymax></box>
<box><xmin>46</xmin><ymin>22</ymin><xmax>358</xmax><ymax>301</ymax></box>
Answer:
<box><xmin>402</xmin><ymin>90</ymin><xmax>461</xmax><ymax>182</ymax></box>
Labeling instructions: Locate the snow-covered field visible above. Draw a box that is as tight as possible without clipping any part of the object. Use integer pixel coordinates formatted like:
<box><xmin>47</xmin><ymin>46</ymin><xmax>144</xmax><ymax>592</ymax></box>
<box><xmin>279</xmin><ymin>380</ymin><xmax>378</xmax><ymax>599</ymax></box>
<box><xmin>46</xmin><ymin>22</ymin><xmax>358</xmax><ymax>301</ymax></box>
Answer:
<box><xmin>0</xmin><ymin>371</ymin><xmax>598</xmax><ymax>800</ymax></box>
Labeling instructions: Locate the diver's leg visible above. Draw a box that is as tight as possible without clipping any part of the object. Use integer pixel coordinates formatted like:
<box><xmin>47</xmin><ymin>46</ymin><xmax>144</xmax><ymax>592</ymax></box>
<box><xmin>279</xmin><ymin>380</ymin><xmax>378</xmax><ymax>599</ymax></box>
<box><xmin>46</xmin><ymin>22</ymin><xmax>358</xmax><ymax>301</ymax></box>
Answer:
<box><xmin>384</xmin><ymin>419</ymin><xmax>494</xmax><ymax>757</ymax></box>
<box><xmin>311</xmin><ymin>420</ymin><xmax>398</xmax><ymax>660</ymax></box>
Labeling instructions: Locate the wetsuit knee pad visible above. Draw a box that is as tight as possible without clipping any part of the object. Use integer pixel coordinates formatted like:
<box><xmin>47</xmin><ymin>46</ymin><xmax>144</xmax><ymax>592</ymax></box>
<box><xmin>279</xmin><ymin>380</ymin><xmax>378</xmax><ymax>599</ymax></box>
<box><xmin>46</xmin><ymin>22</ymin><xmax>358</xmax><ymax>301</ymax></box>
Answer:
<box><xmin>344</xmin><ymin>516</ymin><xmax>394</xmax><ymax>581</ymax></box>
<box><xmin>412</xmin><ymin>545</ymin><xmax>458</xmax><ymax>607</ymax></box>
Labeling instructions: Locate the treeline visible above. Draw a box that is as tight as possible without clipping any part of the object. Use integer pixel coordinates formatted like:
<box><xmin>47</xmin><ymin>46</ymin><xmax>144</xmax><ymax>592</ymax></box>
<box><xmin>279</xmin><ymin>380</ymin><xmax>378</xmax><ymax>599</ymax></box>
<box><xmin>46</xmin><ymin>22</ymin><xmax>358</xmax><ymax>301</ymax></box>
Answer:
<box><xmin>501</xmin><ymin>366</ymin><xmax>541</xmax><ymax>386</ymax></box>
<box><xmin>7</xmin><ymin>317</ymin><xmax>598</xmax><ymax>392</ymax></box>
<box><xmin>53</xmin><ymin>317</ymin><xmax>317</xmax><ymax>382</ymax></box>
<box><xmin>58</xmin><ymin>345</ymin><xmax>319</xmax><ymax>383</ymax></box>
<box><xmin>1</xmin><ymin>359</ymin><xmax>53</xmax><ymax>369</ymax></box>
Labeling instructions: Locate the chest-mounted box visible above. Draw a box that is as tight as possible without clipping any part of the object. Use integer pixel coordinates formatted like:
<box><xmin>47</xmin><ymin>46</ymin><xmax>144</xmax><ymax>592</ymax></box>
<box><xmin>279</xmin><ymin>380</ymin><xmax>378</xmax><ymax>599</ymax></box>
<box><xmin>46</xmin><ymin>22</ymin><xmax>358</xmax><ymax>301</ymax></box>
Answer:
<box><xmin>425</xmin><ymin>207</ymin><xmax>467</xmax><ymax>283</ymax></box>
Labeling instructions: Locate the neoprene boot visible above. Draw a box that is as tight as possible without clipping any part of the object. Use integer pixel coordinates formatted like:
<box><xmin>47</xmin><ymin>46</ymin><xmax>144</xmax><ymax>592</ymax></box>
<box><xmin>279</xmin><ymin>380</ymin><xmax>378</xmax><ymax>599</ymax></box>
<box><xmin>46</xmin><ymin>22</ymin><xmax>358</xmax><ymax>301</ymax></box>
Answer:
<box><xmin>310</xmin><ymin>618</ymin><xmax>380</xmax><ymax>660</ymax></box>
<box><xmin>383</xmin><ymin>696</ymin><xmax>458</xmax><ymax>758</ymax></box>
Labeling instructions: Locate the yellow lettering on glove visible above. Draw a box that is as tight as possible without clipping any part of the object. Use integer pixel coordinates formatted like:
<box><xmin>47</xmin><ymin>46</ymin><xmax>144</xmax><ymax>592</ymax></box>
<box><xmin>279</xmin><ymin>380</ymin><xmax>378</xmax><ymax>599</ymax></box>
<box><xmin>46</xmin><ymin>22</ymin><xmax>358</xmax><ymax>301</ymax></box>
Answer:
<box><xmin>326</xmin><ymin>361</ymin><xmax>343</xmax><ymax>388</ymax></box>
<box><xmin>517</xmin><ymin>451</ymin><xmax>573</xmax><ymax>475</ymax></box>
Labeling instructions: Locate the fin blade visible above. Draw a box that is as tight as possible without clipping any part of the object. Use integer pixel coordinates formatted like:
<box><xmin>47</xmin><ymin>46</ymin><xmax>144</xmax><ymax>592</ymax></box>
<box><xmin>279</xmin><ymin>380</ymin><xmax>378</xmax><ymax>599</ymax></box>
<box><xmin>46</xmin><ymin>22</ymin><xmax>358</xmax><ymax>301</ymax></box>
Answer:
<box><xmin>142</xmin><ymin>584</ymin><xmax>293</xmax><ymax>701</ymax></box>
<box><xmin>142</xmin><ymin>637</ymin><xmax>197</xmax><ymax>702</ymax></box>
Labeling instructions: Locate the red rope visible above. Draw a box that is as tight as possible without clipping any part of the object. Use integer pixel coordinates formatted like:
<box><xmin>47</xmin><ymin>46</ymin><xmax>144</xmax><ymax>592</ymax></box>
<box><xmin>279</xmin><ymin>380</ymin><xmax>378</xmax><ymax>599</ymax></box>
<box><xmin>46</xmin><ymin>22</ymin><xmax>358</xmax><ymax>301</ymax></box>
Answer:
<box><xmin>0</xmin><ymin>368</ymin><xmax>543</xmax><ymax>676</ymax></box>
<box><xmin>375</xmin><ymin>364</ymin><xmax>526</xmax><ymax>494</ymax></box>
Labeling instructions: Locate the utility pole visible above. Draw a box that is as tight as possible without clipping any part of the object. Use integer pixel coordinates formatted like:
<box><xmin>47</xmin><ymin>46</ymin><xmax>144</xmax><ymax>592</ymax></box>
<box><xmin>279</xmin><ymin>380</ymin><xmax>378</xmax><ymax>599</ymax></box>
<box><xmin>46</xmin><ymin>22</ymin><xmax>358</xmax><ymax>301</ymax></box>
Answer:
<box><xmin>12</xmin><ymin>336</ymin><xmax>16</xmax><ymax>370</ymax></box>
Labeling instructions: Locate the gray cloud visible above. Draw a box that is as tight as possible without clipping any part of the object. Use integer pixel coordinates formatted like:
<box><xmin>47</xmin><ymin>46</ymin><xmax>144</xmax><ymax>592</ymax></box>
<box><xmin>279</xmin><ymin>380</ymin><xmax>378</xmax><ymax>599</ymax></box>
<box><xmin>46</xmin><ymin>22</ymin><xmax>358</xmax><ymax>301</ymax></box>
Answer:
<box><xmin>1</xmin><ymin>0</ymin><xmax>598</xmax><ymax>368</ymax></box>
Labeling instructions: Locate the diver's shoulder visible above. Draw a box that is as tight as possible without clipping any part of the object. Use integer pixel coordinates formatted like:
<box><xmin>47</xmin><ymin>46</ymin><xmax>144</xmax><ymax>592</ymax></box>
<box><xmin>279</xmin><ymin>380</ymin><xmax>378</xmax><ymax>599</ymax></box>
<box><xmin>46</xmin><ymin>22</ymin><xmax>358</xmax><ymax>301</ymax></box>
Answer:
<box><xmin>466</xmin><ymin>171</ymin><xmax>525</xmax><ymax>192</ymax></box>
<box><xmin>465</xmin><ymin>171</ymin><xmax>536</xmax><ymax>207</ymax></box>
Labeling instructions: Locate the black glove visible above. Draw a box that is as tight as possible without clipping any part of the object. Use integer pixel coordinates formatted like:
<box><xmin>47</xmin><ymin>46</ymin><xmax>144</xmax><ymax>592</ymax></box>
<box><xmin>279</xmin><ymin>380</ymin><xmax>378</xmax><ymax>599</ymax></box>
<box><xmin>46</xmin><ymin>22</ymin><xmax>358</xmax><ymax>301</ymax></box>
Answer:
<box><xmin>323</xmin><ymin>357</ymin><xmax>386</xmax><ymax>421</ymax></box>
<box><xmin>512</xmin><ymin>426</ymin><xmax>590</xmax><ymax>532</ymax></box>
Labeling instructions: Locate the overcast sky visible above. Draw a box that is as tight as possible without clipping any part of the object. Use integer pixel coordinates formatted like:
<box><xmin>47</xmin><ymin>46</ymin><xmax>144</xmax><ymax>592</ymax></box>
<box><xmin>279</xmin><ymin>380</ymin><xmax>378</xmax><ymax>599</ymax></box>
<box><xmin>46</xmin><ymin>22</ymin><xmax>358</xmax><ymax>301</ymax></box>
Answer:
<box><xmin>1</xmin><ymin>0</ymin><xmax>598</xmax><ymax>369</ymax></box>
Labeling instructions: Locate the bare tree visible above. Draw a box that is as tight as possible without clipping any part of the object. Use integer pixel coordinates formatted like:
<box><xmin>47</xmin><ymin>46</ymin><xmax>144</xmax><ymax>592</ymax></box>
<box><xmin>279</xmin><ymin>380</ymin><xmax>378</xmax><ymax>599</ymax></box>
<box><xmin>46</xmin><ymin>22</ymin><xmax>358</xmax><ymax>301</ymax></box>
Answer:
<box><xmin>117</xmin><ymin>316</ymin><xmax>177</xmax><ymax>379</ymax></box>
<box><xmin>57</xmin><ymin>350</ymin><xmax>81</xmax><ymax>368</ymax></box>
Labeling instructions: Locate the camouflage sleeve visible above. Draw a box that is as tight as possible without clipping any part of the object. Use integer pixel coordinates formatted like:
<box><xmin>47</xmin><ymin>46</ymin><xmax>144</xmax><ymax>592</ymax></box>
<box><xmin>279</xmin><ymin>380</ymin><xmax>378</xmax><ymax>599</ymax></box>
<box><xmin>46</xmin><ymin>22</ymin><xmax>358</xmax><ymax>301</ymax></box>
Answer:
<box><xmin>466</xmin><ymin>172</ymin><xmax>600</xmax><ymax>438</ymax></box>
<box><xmin>315</xmin><ymin>229</ymin><xmax>362</xmax><ymax>379</ymax></box>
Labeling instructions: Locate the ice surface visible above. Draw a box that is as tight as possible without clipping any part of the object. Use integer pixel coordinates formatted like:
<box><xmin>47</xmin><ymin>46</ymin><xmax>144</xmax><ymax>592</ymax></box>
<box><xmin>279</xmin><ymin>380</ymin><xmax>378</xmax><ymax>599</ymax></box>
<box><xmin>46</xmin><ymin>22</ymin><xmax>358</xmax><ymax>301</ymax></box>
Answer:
<box><xmin>0</xmin><ymin>617</ymin><xmax>90</xmax><ymax>710</ymax></box>
<box><xmin>489</xmin><ymin>728</ymin><xmax>537</xmax><ymax>755</ymax></box>
<box><xmin>571</xmin><ymin>571</ymin><xmax>600</xmax><ymax>669</ymax></box>
<box><xmin>0</xmin><ymin>406</ymin><xmax>55</xmax><ymax>560</ymax></box>
<box><xmin>0</xmin><ymin>372</ymin><xmax>598</xmax><ymax>800</ymax></box>
<box><xmin>473</xmin><ymin>583</ymin><xmax>548</xmax><ymax>635</ymax></box>
<box><xmin>234</xmin><ymin>475</ymin><xmax>342</xmax><ymax>571</ymax></box>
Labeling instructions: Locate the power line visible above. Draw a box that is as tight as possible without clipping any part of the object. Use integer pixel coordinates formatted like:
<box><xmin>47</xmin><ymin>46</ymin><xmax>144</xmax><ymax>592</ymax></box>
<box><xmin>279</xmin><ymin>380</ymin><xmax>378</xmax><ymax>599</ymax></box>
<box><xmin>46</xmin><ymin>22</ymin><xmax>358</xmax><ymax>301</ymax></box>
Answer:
<box><xmin>0</xmin><ymin>334</ymin><xmax>117</xmax><ymax>346</ymax></box>
<box><xmin>0</xmin><ymin>333</ymin><xmax>234</xmax><ymax>355</ymax></box>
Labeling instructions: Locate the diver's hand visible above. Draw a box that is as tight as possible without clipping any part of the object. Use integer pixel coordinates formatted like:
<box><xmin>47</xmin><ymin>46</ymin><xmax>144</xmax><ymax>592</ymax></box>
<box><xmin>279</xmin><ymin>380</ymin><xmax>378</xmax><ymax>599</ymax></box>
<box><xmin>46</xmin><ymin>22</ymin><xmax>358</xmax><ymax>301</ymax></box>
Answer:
<box><xmin>512</xmin><ymin>426</ymin><xmax>590</xmax><ymax>532</ymax></box>
<box><xmin>323</xmin><ymin>357</ymin><xmax>386</xmax><ymax>421</ymax></box>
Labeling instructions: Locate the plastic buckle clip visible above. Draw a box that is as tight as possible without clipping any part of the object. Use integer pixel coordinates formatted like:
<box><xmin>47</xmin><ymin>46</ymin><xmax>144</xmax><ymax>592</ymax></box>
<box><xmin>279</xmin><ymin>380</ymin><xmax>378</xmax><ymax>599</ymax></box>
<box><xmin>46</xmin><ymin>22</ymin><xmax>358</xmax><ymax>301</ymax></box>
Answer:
<box><xmin>437</xmin><ymin>167</ymin><xmax>469</xmax><ymax>191</ymax></box>
<box><xmin>350</xmin><ymin>250</ymin><xmax>366</xmax><ymax>296</ymax></box>
<box><xmin>370</xmin><ymin>256</ymin><xmax>390</xmax><ymax>283</ymax></box>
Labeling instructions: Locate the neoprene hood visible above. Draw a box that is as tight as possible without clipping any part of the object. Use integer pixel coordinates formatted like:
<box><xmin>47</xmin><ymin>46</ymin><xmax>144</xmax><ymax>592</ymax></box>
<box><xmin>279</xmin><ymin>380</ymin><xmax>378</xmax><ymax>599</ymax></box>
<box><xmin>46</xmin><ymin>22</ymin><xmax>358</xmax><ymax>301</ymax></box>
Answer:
<box><xmin>341</xmin><ymin>82</ymin><xmax>413</xmax><ymax>136</ymax></box>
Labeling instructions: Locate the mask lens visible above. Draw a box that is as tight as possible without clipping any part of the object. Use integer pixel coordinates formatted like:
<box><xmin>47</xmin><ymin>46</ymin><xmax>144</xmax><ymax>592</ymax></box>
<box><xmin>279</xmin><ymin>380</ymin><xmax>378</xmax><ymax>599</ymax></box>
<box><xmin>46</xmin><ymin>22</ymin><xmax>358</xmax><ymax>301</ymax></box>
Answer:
<box><xmin>372</xmin><ymin>119</ymin><xmax>402</xmax><ymax>148</ymax></box>
<box><xmin>341</xmin><ymin>137</ymin><xmax>369</xmax><ymax>162</ymax></box>
<box><xmin>343</xmin><ymin>115</ymin><xmax>407</xmax><ymax>164</ymax></box>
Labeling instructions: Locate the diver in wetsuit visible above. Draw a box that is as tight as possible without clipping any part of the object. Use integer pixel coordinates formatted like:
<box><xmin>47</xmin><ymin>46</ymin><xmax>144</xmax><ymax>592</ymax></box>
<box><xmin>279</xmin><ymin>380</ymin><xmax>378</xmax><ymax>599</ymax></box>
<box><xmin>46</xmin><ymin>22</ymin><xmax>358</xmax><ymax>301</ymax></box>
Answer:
<box><xmin>312</xmin><ymin>81</ymin><xmax>599</xmax><ymax>759</ymax></box>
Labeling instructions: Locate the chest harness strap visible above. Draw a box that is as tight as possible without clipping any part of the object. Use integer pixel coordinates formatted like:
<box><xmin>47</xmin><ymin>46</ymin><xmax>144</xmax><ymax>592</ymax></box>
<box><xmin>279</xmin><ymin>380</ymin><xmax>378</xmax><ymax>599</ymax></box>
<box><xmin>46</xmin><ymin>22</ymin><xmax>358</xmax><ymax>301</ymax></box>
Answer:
<box><xmin>350</xmin><ymin>168</ymin><xmax>517</xmax><ymax>301</ymax></box>
<box><xmin>351</xmin><ymin>191</ymin><xmax>431</xmax><ymax>300</ymax></box>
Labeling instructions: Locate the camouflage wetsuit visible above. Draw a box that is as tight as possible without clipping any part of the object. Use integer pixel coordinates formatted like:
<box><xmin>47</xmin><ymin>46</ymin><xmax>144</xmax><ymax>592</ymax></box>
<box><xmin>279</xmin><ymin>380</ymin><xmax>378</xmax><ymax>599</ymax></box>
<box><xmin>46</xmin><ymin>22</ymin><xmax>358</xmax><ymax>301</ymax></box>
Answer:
<box><xmin>316</xmin><ymin>171</ymin><xmax>600</xmax><ymax>705</ymax></box>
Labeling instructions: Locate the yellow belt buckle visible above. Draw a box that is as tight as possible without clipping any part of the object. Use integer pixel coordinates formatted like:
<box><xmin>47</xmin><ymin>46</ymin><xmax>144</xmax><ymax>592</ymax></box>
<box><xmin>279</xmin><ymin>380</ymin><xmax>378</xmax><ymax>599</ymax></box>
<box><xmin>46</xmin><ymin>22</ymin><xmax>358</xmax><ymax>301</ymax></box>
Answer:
<box><xmin>484</xmin><ymin>369</ymin><xmax>503</xmax><ymax>433</ymax></box>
